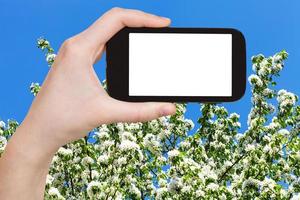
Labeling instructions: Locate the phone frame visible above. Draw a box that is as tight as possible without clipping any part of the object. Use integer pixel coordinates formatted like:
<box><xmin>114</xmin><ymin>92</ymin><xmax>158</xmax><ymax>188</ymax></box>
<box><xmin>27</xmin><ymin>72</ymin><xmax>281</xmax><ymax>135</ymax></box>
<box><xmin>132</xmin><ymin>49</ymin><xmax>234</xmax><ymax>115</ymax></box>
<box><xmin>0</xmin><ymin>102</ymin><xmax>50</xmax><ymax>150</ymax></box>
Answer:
<box><xmin>106</xmin><ymin>27</ymin><xmax>246</xmax><ymax>102</ymax></box>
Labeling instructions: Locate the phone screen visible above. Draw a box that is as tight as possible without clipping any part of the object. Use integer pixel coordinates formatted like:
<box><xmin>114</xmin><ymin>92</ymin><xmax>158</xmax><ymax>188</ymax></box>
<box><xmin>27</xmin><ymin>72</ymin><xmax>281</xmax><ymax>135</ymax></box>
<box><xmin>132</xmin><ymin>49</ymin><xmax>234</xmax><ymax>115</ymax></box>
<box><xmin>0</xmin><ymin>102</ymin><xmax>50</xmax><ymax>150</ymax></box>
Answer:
<box><xmin>129</xmin><ymin>33</ymin><xmax>232</xmax><ymax>96</ymax></box>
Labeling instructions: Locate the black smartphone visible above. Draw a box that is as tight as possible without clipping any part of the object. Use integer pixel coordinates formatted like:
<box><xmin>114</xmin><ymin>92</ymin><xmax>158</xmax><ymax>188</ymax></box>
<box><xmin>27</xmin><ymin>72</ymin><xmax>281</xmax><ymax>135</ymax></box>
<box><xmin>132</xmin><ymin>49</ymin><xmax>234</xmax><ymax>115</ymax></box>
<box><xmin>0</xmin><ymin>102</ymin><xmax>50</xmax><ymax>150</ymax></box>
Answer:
<box><xmin>106</xmin><ymin>27</ymin><xmax>246</xmax><ymax>102</ymax></box>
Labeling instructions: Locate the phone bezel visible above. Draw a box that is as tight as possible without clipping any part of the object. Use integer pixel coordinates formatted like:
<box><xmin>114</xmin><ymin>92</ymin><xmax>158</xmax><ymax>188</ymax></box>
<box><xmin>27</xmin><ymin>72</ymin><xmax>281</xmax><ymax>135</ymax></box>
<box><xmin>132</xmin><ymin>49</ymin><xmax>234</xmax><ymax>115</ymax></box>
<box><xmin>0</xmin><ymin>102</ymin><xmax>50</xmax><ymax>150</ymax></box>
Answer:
<box><xmin>106</xmin><ymin>27</ymin><xmax>246</xmax><ymax>102</ymax></box>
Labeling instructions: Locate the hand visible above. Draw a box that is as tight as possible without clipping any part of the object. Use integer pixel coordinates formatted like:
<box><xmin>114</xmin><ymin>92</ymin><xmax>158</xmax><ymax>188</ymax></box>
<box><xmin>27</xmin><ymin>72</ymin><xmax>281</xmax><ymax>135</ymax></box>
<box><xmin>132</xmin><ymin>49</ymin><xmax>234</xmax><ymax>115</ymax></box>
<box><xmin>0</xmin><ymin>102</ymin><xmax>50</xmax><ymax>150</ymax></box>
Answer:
<box><xmin>24</xmin><ymin>7</ymin><xmax>176</xmax><ymax>152</ymax></box>
<box><xmin>0</xmin><ymin>8</ymin><xmax>175</xmax><ymax>200</ymax></box>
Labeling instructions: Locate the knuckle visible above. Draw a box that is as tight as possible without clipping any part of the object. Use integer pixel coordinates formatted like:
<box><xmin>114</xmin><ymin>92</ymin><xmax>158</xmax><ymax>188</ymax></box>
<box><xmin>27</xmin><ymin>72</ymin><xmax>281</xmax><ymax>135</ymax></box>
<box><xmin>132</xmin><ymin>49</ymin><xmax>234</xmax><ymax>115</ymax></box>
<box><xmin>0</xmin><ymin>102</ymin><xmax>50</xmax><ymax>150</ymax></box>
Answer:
<box><xmin>60</xmin><ymin>37</ymin><xmax>82</xmax><ymax>56</ymax></box>
<box><xmin>134</xmin><ymin>109</ymin><xmax>144</xmax><ymax>122</ymax></box>
<box><xmin>109</xmin><ymin>7</ymin><xmax>124</xmax><ymax>15</ymax></box>
<box><xmin>62</xmin><ymin>37</ymin><xmax>77</xmax><ymax>50</ymax></box>
<box><xmin>157</xmin><ymin>108</ymin><xmax>164</xmax><ymax>118</ymax></box>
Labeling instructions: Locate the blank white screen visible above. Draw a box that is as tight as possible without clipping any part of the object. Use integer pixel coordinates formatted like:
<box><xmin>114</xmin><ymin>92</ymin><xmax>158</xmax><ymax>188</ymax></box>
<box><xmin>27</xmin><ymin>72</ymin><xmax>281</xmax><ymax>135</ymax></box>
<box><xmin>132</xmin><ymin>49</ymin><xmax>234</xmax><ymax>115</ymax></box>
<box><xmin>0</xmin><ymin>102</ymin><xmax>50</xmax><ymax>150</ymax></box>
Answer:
<box><xmin>129</xmin><ymin>33</ymin><xmax>232</xmax><ymax>96</ymax></box>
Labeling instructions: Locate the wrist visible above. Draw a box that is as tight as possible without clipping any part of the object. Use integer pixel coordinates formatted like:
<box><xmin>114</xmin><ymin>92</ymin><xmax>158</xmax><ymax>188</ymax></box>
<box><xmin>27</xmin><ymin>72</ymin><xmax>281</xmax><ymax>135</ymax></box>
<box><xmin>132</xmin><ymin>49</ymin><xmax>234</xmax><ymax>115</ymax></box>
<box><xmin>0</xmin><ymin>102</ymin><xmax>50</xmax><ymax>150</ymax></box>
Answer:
<box><xmin>5</xmin><ymin>120</ymin><xmax>58</xmax><ymax>167</ymax></box>
<box><xmin>0</xmin><ymin>122</ymin><xmax>54</xmax><ymax>200</ymax></box>
<box><xmin>3</xmin><ymin>125</ymin><xmax>56</xmax><ymax>168</ymax></box>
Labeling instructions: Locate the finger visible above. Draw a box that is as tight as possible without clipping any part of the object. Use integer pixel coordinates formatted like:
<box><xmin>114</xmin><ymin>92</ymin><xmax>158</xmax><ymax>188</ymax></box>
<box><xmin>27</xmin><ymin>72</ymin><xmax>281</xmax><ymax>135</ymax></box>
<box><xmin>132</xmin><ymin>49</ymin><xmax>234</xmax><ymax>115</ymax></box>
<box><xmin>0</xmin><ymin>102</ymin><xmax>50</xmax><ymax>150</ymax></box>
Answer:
<box><xmin>105</xmin><ymin>98</ymin><xmax>176</xmax><ymax>123</ymax></box>
<box><xmin>80</xmin><ymin>7</ymin><xmax>171</xmax><ymax>48</ymax></box>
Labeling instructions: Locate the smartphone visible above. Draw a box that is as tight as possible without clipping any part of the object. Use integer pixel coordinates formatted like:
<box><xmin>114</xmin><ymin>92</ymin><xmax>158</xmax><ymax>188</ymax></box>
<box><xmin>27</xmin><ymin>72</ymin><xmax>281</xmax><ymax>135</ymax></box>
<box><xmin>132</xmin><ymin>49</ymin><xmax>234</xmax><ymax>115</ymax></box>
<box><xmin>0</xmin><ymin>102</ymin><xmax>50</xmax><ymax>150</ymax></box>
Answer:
<box><xmin>106</xmin><ymin>27</ymin><xmax>246</xmax><ymax>102</ymax></box>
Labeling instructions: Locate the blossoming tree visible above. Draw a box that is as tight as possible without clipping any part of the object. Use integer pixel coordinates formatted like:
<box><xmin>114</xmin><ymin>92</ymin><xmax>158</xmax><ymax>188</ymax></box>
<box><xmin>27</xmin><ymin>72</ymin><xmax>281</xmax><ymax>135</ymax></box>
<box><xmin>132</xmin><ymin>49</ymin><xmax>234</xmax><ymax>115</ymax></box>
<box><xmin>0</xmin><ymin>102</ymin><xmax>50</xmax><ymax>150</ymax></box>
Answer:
<box><xmin>0</xmin><ymin>39</ymin><xmax>300</xmax><ymax>200</ymax></box>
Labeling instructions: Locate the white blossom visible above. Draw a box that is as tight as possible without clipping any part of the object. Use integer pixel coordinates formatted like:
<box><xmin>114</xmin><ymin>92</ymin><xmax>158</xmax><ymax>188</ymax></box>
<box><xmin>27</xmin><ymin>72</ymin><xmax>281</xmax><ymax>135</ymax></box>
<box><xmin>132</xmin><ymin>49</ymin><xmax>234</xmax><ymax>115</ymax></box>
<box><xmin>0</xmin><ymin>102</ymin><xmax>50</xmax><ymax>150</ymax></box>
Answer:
<box><xmin>116</xmin><ymin>157</ymin><xmax>127</xmax><ymax>165</ymax></box>
<box><xmin>46</xmin><ymin>53</ymin><xmax>56</xmax><ymax>64</ymax></box>
<box><xmin>168</xmin><ymin>177</ymin><xmax>183</xmax><ymax>192</ymax></box>
<box><xmin>130</xmin><ymin>183</ymin><xmax>141</xmax><ymax>198</ymax></box>
<box><xmin>116</xmin><ymin>122</ymin><xmax>124</xmax><ymax>131</ymax></box>
<box><xmin>101</xmin><ymin>140</ymin><xmax>114</xmax><ymax>149</ymax></box>
<box><xmin>181</xmin><ymin>185</ymin><xmax>192</xmax><ymax>193</ymax></box>
<box><xmin>206</xmin><ymin>183</ymin><xmax>219</xmax><ymax>191</ymax></box>
<box><xmin>201</xmin><ymin>165</ymin><xmax>217</xmax><ymax>180</ymax></box>
<box><xmin>91</xmin><ymin>170</ymin><xmax>100</xmax><ymax>179</ymax></box>
<box><xmin>273</xmin><ymin>54</ymin><xmax>282</xmax><ymax>63</ymax></box>
<box><xmin>291</xmin><ymin>193</ymin><xmax>300</xmax><ymax>200</ymax></box>
<box><xmin>95</xmin><ymin>131</ymin><xmax>109</xmax><ymax>139</ymax></box>
<box><xmin>224</xmin><ymin>160</ymin><xmax>232</xmax><ymax>168</ymax></box>
<box><xmin>185</xmin><ymin>119</ymin><xmax>195</xmax><ymax>130</ymax></box>
<box><xmin>245</xmin><ymin>144</ymin><xmax>256</xmax><ymax>152</ymax></box>
<box><xmin>273</xmin><ymin>63</ymin><xmax>283</xmax><ymax>71</ymax></box>
<box><xmin>263</xmin><ymin>145</ymin><xmax>272</xmax><ymax>154</ymax></box>
<box><xmin>97</xmin><ymin>154</ymin><xmax>109</xmax><ymax>164</ymax></box>
<box><xmin>195</xmin><ymin>189</ymin><xmax>205</xmax><ymax>197</ymax></box>
<box><xmin>81</xmin><ymin>156</ymin><xmax>94</xmax><ymax>166</ymax></box>
<box><xmin>46</xmin><ymin>174</ymin><xmax>54</xmax><ymax>185</ymax></box>
<box><xmin>48</xmin><ymin>187</ymin><xmax>65</xmax><ymax>199</ymax></box>
<box><xmin>248</xmin><ymin>74</ymin><xmax>263</xmax><ymax>87</ymax></box>
<box><xmin>179</xmin><ymin>140</ymin><xmax>190</xmax><ymax>149</ymax></box>
<box><xmin>0</xmin><ymin>121</ymin><xmax>5</xmax><ymax>128</ymax></box>
<box><xmin>87</xmin><ymin>181</ymin><xmax>101</xmax><ymax>198</ymax></box>
<box><xmin>278</xmin><ymin>128</ymin><xmax>289</xmax><ymax>136</ymax></box>
<box><xmin>167</xmin><ymin>149</ymin><xmax>180</xmax><ymax>159</ymax></box>
<box><xmin>156</xmin><ymin>187</ymin><xmax>168</xmax><ymax>199</ymax></box>
<box><xmin>0</xmin><ymin>136</ymin><xmax>7</xmax><ymax>152</ymax></box>
<box><xmin>242</xmin><ymin>178</ymin><xmax>259</xmax><ymax>190</ymax></box>
<box><xmin>120</xmin><ymin>131</ymin><xmax>136</xmax><ymax>142</ymax></box>
<box><xmin>119</xmin><ymin>140</ymin><xmax>139</xmax><ymax>151</ymax></box>
<box><xmin>57</xmin><ymin>147</ymin><xmax>73</xmax><ymax>157</ymax></box>
<box><xmin>230</xmin><ymin>113</ymin><xmax>240</xmax><ymax>119</ymax></box>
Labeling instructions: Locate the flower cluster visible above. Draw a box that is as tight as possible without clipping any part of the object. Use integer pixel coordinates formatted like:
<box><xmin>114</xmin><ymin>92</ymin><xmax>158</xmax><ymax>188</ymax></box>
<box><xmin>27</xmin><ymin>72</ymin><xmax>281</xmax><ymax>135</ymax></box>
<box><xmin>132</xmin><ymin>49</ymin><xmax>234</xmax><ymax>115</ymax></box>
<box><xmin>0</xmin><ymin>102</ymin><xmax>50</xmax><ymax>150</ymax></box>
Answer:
<box><xmin>1</xmin><ymin>39</ymin><xmax>300</xmax><ymax>199</ymax></box>
<box><xmin>37</xmin><ymin>37</ymin><xmax>56</xmax><ymax>66</ymax></box>
<box><xmin>30</xmin><ymin>82</ymin><xmax>41</xmax><ymax>96</ymax></box>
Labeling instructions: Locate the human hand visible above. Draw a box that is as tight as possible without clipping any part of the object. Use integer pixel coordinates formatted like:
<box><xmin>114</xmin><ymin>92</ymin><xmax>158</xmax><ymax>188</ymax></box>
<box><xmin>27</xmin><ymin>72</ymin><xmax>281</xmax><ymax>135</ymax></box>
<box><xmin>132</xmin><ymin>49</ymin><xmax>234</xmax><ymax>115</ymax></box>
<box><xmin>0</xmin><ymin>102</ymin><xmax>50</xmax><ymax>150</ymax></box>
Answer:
<box><xmin>23</xmin><ymin>7</ymin><xmax>176</xmax><ymax>153</ymax></box>
<box><xmin>0</xmin><ymin>8</ymin><xmax>175</xmax><ymax>200</ymax></box>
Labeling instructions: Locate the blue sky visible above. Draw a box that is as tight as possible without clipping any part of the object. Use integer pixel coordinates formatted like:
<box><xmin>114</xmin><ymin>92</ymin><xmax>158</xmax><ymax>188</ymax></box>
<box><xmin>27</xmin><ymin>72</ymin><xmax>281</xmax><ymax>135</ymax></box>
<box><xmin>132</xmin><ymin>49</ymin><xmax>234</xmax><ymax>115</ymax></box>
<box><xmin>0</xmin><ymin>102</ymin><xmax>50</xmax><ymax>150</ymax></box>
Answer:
<box><xmin>0</xmin><ymin>0</ymin><xmax>299</xmax><ymax>133</ymax></box>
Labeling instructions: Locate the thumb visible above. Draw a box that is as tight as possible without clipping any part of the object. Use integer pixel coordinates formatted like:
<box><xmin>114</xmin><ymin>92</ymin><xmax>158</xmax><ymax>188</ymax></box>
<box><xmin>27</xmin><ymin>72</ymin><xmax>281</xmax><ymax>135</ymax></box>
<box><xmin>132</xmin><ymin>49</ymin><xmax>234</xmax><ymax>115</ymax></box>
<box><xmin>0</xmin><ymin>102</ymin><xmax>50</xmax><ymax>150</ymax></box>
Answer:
<box><xmin>106</xmin><ymin>98</ymin><xmax>176</xmax><ymax>123</ymax></box>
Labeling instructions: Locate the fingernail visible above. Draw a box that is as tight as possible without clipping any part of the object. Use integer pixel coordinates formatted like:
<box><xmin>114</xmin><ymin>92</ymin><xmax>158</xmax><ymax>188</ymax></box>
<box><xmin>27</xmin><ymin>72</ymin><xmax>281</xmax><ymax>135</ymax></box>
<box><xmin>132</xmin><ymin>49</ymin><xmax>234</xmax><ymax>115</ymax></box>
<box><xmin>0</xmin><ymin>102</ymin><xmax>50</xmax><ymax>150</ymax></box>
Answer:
<box><xmin>160</xmin><ymin>16</ymin><xmax>170</xmax><ymax>21</ymax></box>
